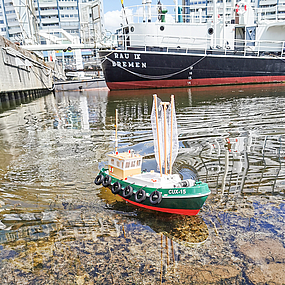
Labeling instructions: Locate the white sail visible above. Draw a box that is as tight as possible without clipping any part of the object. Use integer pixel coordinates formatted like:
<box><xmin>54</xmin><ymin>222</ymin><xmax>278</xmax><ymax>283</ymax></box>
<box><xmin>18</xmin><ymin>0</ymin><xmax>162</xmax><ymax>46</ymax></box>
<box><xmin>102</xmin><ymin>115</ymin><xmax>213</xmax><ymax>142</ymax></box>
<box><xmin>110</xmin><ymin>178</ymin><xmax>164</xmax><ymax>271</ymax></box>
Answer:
<box><xmin>151</xmin><ymin>95</ymin><xmax>179</xmax><ymax>173</ymax></box>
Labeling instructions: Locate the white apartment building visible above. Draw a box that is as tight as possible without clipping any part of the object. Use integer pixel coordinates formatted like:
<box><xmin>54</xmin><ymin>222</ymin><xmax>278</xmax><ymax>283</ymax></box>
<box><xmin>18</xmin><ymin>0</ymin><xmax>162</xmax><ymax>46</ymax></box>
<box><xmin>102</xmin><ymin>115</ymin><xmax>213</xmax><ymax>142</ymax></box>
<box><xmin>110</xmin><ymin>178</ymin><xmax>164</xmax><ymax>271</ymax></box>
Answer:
<box><xmin>34</xmin><ymin>0</ymin><xmax>80</xmax><ymax>40</ymax></box>
<box><xmin>33</xmin><ymin>0</ymin><xmax>104</xmax><ymax>45</ymax></box>
<box><xmin>0</xmin><ymin>0</ymin><xmax>38</xmax><ymax>44</ymax></box>
<box><xmin>0</xmin><ymin>0</ymin><xmax>103</xmax><ymax>45</ymax></box>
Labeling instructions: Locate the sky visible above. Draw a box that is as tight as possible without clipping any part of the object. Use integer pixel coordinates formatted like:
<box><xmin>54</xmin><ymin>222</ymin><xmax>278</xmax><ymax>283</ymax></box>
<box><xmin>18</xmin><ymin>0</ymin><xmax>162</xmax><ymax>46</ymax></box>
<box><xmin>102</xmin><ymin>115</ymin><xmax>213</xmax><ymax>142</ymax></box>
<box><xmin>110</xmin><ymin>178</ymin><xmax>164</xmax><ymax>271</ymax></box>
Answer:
<box><xmin>103</xmin><ymin>0</ymin><xmax>175</xmax><ymax>32</ymax></box>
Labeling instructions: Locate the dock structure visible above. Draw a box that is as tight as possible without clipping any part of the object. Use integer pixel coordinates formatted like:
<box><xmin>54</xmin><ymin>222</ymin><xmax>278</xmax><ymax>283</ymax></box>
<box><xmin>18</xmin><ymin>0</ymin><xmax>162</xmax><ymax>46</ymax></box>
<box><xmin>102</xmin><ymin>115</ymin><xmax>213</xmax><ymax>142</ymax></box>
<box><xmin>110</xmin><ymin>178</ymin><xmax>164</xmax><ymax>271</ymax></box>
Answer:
<box><xmin>0</xmin><ymin>35</ymin><xmax>55</xmax><ymax>110</ymax></box>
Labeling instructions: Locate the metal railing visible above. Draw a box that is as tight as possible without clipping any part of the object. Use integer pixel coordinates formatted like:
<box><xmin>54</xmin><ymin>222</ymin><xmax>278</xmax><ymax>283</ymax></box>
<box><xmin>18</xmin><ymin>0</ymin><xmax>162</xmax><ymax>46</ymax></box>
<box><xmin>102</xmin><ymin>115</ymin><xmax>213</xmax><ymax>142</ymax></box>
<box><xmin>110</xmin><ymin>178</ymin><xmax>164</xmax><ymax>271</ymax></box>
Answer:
<box><xmin>115</xmin><ymin>33</ymin><xmax>285</xmax><ymax>58</ymax></box>
<box><xmin>120</xmin><ymin>3</ymin><xmax>285</xmax><ymax>25</ymax></box>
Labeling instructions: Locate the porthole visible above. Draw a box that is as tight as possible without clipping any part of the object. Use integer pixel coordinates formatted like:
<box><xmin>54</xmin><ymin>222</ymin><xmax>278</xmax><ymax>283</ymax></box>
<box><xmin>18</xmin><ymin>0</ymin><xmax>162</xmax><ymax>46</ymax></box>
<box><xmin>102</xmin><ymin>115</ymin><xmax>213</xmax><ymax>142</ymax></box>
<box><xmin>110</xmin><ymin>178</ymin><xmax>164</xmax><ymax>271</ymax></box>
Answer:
<box><xmin>160</xmin><ymin>26</ymin><xmax>164</xmax><ymax>31</ymax></box>
<box><xmin>130</xmin><ymin>26</ymin><xmax>134</xmax><ymax>32</ymax></box>
<box><xmin>208</xmin><ymin>28</ymin><xmax>214</xmax><ymax>35</ymax></box>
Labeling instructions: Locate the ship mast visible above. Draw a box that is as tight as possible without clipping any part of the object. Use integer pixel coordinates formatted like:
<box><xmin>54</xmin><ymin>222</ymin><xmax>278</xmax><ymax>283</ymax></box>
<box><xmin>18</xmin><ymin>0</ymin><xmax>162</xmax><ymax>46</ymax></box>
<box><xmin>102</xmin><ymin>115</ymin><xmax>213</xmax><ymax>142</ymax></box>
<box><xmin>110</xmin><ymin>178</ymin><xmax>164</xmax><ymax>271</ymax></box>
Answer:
<box><xmin>115</xmin><ymin>109</ymin><xmax>118</xmax><ymax>153</ymax></box>
<box><xmin>153</xmin><ymin>95</ymin><xmax>163</xmax><ymax>176</ymax></box>
<box><xmin>169</xmin><ymin>95</ymin><xmax>174</xmax><ymax>175</ymax></box>
<box><xmin>161</xmin><ymin>101</ymin><xmax>169</xmax><ymax>174</ymax></box>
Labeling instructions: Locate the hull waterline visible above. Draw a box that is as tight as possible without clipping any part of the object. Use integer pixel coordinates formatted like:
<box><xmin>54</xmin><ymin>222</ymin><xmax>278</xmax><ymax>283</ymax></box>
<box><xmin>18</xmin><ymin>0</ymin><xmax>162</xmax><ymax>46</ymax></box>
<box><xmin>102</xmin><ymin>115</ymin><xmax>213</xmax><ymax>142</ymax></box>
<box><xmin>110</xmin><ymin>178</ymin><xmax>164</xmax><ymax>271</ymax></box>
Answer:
<box><xmin>96</xmin><ymin>169</ymin><xmax>210</xmax><ymax>216</ymax></box>
<box><xmin>121</xmin><ymin>196</ymin><xmax>200</xmax><ymax>215</ymax></box>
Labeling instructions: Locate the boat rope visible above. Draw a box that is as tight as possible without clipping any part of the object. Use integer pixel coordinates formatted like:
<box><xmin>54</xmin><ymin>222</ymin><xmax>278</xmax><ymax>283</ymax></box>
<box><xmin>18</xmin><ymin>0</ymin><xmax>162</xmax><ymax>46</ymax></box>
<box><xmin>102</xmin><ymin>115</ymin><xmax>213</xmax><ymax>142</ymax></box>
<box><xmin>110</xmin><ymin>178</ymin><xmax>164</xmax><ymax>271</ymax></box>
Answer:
<box><xmin>30</xmin><ymin>67</ymin><xmax>55</xmax><ymax>92</ymax></box>
<box><xmin>105</xmin><ymin>55</ymin><xmax>206</xmax><ymax>80</ymax></box>
<box><xmin>276</xmin><ymin>56</ymin><xmax>285</xmax><ymax>64</ymax></box>
<box><xmin>97</xmin><ymin>50</ymin><xmax>116</xmax><ymax>64</ymax></box>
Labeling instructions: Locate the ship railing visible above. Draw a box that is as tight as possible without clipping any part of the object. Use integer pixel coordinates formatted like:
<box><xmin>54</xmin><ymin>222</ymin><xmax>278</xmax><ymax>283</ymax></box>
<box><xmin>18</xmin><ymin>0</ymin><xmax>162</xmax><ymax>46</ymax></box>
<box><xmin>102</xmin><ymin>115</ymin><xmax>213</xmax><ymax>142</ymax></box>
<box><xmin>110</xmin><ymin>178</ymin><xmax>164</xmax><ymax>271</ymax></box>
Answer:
<box><xmin>256</xmin><ymin>5</ymin><xmax>285</xmax><ymax>22</ymax></box>
<box><xmin>233</xmin><ymin>39</ymin><xmax>285</xmax><ymax>57</ymax></box>
<box><xmin>121</xmin><ymin>3</ymin><xmax>285</xmax><ymax>25</ymax></box>
<box><xmin>117</xmin><ymin>33</ymin><xmax>285</xmax><ymax>58</ymax></box>
<box><xmin>122</xmin><ymin>4</ymin><xmax>233</xmax><ymax>25</ymax></box>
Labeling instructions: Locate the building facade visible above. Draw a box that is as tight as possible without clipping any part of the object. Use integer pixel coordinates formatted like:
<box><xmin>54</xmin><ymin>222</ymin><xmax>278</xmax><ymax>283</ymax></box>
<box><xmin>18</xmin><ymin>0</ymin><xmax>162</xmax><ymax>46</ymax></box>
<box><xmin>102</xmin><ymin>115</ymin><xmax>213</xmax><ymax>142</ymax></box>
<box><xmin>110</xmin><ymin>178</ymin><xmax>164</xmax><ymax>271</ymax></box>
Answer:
<box><xmin>0</xmin><ymin>0</ymin><xmax>38</xmax><ymax>44</ymax></box>
<box><xmin>0</xmin><ymin>0</ymin><xmax>103</xmax><ymax>45</ymax></box>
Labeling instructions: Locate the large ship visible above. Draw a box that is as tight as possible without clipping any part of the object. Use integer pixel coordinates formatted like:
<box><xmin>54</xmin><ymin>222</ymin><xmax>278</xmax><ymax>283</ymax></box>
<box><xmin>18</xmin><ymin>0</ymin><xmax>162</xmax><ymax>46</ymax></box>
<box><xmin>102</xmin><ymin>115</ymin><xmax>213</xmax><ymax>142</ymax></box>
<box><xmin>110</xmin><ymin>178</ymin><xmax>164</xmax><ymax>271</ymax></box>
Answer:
<box><xmin>99</xmin><ymin>0</ymin><xmax>285</xmax><ymax>90</ymax></box>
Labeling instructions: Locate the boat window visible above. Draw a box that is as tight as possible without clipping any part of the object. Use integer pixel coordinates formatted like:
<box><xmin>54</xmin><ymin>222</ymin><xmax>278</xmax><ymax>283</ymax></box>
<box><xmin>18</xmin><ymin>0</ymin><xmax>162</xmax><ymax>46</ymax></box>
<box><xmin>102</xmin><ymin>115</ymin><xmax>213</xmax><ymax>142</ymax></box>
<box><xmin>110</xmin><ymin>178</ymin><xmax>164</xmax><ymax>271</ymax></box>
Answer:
<box><xmin>111</xmin><ymin>158</ymin><xmax>114</xmax><ymax>165</ymax></box>
<box><xmin>131</xmin><ymin>160</ymin><xmax>136</xmax><ymax>167</ymax></box>
<box><xmin>137</xmin><ymin>160</ymin><xmax>141</xmax><ymax>166</ymax></box>
<box><xmin>116</xmin><ymin>160</ymin><xmax>120</xmax><ymax>167</ymax></box>
<box><xmin>125</xmin><ymin>162</ymin><xmax>130</xmax><ymax>168</ymax></box>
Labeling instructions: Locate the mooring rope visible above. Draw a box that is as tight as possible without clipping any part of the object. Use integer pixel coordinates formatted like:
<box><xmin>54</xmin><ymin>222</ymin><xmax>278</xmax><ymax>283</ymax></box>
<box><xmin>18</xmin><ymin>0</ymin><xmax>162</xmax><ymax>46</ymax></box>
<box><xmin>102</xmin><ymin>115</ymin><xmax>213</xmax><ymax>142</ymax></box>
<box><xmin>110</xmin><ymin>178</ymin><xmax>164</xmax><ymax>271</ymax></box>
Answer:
<box><xmin>30</xmin><ymin>67</ymin><xmax>55</xmax><ymax>92</ymax></box>
<box><xmin>104</xmin><ymin>54</ymin><xmax>206</xmax><ymax>80</ymax></box>
<box><xmin>276</xmin><ymin>55</ymin><xmax>285</xmax><ymax>64</ymax></box>
<box><xmin>98</xmin><ymin>50</ymin><xmax>115</xmax><ymax>64</ymax></box>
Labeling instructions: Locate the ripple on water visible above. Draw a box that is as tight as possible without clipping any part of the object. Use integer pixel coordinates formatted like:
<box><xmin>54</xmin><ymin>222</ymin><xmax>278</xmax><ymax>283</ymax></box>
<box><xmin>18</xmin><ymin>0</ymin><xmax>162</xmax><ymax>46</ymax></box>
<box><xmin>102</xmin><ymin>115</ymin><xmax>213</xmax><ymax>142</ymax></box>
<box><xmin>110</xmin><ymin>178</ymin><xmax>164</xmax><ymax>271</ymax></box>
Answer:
<box><xmin>0</xmin><ymin>85</ymin><xmax>285</xmax><ymax>283</ymax></box>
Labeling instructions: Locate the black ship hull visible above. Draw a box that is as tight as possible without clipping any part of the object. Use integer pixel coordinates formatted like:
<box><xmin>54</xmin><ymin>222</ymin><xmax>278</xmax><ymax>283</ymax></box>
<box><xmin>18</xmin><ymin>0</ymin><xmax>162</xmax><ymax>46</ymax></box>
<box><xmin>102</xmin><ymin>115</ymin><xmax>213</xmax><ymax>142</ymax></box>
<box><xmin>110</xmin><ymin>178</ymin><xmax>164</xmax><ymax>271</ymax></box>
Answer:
<box><xmin>99</xmin><ymin>49</ymin><xmax>285</xmax><ymax>90</ymax></box>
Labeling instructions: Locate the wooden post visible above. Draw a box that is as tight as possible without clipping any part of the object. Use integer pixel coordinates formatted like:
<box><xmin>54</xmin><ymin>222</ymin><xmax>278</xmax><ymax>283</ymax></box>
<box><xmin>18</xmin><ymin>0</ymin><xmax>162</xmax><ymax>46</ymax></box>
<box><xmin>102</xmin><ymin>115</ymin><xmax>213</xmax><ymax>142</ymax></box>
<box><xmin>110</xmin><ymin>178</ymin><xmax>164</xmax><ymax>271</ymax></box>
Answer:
<box><xmin>154</xmin><ymin>95</ymin><xmax>163</xmax><ymax>176</ymax></box>
<box><xmin>171</xmin><ymin>239</ymin><xmax>175</xmax><ymax>263</ymax></box>
<box><xmin>169</xmin><ymin>95</ymin><xmax>174</xmax><ymax>174</ymax></box>
<box><xmin>160</xmin><ymin>233</ymin><xmax>163</xmax><ymax>284</ymax></box>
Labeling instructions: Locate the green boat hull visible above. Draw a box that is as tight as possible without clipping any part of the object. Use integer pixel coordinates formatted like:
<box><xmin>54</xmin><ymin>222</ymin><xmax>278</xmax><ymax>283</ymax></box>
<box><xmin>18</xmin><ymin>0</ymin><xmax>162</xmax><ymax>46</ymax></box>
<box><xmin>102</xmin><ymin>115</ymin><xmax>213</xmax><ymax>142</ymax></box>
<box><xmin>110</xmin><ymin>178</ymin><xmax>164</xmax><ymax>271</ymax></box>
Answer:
<box><xmin>96</xmin><ymin>168</ymin><xmax>211</xmax><ymax>216</ymax></box>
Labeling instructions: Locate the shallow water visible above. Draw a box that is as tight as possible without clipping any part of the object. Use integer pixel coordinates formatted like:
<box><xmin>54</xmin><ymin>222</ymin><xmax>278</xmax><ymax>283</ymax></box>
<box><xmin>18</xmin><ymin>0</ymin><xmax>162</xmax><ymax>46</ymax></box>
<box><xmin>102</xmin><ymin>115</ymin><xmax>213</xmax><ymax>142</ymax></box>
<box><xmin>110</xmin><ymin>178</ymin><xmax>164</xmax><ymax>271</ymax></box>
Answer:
<box><xmin>0</xmin><ymin>84</ymin><xmax>284</xmax><ymax>284</ymax></box>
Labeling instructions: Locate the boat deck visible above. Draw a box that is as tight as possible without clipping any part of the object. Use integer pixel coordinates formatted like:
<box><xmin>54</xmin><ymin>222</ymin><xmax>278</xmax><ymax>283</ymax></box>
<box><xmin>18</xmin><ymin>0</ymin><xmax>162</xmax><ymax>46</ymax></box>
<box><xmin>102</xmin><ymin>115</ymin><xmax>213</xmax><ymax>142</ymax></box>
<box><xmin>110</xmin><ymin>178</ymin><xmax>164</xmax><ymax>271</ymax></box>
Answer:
<box><xmin>126</xmin><ymin>172</ymin><xmax>185</xmax><ymax>189</ymax></box>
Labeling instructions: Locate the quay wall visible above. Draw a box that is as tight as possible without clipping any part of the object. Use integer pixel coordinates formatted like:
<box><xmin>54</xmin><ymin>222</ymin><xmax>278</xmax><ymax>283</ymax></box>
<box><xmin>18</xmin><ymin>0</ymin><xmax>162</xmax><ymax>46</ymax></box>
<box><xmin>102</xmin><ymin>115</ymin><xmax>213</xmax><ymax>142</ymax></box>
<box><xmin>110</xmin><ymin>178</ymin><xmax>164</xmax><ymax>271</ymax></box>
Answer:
<box><xmin>0</xmin><ymin>35</ymin><xmax>54</xmax><ymax>105</ymax></box>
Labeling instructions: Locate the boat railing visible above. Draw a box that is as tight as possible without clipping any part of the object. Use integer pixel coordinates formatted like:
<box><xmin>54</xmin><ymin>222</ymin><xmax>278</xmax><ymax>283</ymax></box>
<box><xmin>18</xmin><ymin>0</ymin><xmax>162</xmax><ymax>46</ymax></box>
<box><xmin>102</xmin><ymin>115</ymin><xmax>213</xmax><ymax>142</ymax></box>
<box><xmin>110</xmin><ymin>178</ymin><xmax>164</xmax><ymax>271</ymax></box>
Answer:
<box><xmin>122</xmin><ymin>4</ymin><xmax>234</xmax><ymax>25</ymax></box>
<box><xmin>256</xmin><ymin>5</ymin><xmax>285</xmax><ymax>22</ymax></box>
<box><xmin>121</xmin><ymin>3</ymin><xmax>285</xmax><ymax>25</ymax></box>
<box><xmin>116</xmin><ymin>32</ymin><xmax>285</xmax><ymax>58</ymax></box>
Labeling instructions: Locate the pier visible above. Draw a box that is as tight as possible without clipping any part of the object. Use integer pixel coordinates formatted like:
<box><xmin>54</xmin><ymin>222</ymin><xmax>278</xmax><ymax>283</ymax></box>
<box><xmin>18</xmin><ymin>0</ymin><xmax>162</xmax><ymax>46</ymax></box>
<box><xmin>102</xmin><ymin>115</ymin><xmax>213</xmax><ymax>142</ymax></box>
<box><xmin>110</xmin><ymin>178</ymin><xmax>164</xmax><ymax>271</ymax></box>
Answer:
<box><xmin>0</xmin><ymin>35</ymin><xmax>55</xmax><ymax>111</ymax></box>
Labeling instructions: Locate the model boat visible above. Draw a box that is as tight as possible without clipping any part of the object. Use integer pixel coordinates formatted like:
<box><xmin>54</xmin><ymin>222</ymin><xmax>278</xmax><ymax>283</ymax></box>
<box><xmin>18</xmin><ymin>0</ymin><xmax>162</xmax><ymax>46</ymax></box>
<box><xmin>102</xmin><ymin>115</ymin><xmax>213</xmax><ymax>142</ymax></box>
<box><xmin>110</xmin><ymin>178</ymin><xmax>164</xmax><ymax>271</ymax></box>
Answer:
<box><xmin>94</xmin><ymin>95</ymin><xmax>210</xmax><ymax>215</ymax></box>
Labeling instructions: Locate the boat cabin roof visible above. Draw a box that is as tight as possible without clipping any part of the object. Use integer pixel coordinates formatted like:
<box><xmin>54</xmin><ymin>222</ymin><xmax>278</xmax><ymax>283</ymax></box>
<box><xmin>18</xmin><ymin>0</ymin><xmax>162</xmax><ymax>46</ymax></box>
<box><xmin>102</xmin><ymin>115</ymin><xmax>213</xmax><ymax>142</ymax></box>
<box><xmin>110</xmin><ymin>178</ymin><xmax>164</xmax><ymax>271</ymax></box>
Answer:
<box><xmin>107</xmin><ymin>151</ymin><xmax>142</xmax><ymax>161</ymax></box>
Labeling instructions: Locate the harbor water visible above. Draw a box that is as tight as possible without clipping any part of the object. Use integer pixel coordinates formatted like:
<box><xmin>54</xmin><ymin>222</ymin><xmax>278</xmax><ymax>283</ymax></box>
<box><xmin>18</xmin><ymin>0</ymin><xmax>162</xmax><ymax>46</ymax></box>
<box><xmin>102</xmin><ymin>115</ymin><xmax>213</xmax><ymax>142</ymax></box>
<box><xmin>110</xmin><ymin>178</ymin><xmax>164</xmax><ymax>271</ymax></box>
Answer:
<box><xmin>0</xmin><ymin>84</ymin><xmax>284</xmax><ymax>284</ymax></box>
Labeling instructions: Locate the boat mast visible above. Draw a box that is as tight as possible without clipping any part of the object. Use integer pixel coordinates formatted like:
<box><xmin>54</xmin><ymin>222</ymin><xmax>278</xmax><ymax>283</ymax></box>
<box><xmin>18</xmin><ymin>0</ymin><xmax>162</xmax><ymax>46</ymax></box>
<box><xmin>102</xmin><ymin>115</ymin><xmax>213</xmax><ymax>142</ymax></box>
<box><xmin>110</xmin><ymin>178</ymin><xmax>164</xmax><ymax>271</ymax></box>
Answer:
<box><xmin>223</xmin><ymin>0</ymin><xmax>226</xmax><ymax>48</ymax></box>
<box><xmin>174</xmin><ymin>0</ymin><xmax>178</xmax><ymax>23</ymax></box>
<box><xmin>154</xmin><ymin>95</ymin><xmax>163</xmax><ymax>176</ymax></box>
<box><xmin>213</xmin><ymin>0</ymin><xmax>217</xmax><ymax>48</ymax></box>
<box><xmin>161</xmin><ymin>101</ymin><xmax>170</xmax><ymax>174</ymax></box>
<box><xmin>169</xmin><ymin>95</ymin><xmax>174</xmax><ymax>175</ymax></box>
<box><xmin>115</xmin><ymin>109</ymin><xmax>118</xmax><ymax>152</ymax></box>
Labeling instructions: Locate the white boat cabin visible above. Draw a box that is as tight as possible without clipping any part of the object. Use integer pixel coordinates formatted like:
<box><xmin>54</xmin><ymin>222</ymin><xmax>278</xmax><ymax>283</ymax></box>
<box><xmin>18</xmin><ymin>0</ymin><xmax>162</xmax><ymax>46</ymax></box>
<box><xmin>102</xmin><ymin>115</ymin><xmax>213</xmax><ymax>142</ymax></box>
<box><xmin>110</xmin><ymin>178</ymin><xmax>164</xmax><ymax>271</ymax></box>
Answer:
<box><xmin>107</xmin><ymin>150</ymin><xmax>143</xmax><ymax>180</ymax></box>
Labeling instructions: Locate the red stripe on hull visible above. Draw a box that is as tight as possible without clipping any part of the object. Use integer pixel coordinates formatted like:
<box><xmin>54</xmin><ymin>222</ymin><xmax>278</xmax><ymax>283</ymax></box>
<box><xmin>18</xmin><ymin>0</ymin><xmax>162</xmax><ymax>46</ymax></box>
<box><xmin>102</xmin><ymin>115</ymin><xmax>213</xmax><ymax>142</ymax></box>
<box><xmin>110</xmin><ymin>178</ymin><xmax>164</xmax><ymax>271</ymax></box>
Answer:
<box><xmin>106</xmin><ymin>76</ymin><xmax>285</xmax><ymax>90</ymax></box>
<box><xmin>121</xmin><ymin>197</ymin><xmax>200</xmax><ymax>216</ymax></box>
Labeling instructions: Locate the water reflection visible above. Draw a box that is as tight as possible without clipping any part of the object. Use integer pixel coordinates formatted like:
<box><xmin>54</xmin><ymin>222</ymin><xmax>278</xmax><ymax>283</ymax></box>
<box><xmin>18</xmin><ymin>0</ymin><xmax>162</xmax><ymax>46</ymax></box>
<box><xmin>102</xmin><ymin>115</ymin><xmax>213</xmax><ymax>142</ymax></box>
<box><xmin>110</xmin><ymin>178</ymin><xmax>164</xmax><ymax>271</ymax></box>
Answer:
<box><xmin>0</xmin><ymin>207</ymin><xmax>208</xmax><ymax>247</ymax></box>
<box><xmin>0</xmin><ymin>85</ymin><xmax>284</xmax><ymax>209</ymax></box>
<box><xmin>98</xmin><ymin>186</ymin><xmax>209</xmax><ymax>245</ymax></box>
<box><xmin>0</xmin><ymin>84</ymin><xmax>285</xmax><ymax>283</ymax></box>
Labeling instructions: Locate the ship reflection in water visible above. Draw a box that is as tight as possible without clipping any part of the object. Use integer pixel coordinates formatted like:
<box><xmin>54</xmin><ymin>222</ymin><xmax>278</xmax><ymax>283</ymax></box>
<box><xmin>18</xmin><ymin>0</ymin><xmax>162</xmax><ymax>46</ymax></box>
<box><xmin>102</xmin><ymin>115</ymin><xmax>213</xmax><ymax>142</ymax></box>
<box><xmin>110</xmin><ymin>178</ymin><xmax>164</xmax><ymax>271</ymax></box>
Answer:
<box><xmin>0</xmin><ymin>84</ymin><xmax>284</xmax><ymax>284</ymax></box>
<box><xmin>98</xmin><ymin>187</ymin><xmax>209</xmax><ymax>245</ymax></box>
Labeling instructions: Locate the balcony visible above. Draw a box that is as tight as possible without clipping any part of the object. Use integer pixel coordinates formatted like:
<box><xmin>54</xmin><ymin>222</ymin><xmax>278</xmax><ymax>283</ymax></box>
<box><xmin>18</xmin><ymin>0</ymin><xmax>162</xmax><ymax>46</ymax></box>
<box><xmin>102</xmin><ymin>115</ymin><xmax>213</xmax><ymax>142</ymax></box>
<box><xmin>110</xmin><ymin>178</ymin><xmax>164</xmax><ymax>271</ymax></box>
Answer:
<box><xmin>38</xmin><ymin>2</ymin><xmax>57</xmax><ymax>8</ymax></box>
<box><xmin>40</xmin><ymin>9</ymin><xmax>59</xmax><ymax>16</ymax></box>
<box><xmin>41</xmin><ymin>17</ymin><xmax>59</xmax><ymax>24</ymax></box>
